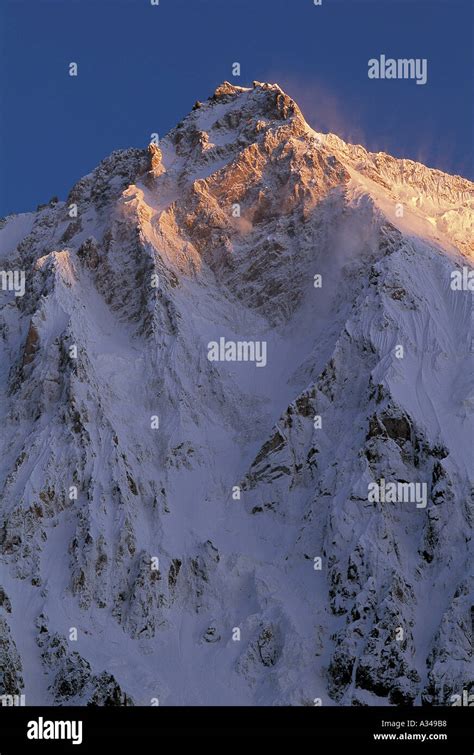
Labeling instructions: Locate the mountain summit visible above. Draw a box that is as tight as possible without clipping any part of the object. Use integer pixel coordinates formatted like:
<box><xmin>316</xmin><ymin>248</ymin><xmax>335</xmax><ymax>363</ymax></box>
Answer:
<box><xmin>0</xmin><ymin>82</ymin><xmax>472</xmax><ymax>706</ymax></box>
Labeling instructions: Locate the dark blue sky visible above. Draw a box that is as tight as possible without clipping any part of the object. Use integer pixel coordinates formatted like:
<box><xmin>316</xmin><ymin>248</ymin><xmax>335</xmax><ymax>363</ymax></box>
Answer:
<box><xmin>0</xmin><ymin>0</ymin><xmax>472</xmax><ymax>216</ymax></box>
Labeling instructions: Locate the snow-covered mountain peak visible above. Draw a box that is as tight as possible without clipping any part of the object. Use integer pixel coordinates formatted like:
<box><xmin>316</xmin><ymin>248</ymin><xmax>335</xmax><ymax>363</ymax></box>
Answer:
<box><xmin>0</xmin><ymin>82</ymin><xmax>472</xmax><ymax>708</ymax></box>
<box><xmin>131</xmin><ymin>81</ymin><xmax>472</xmax><ymax>261</ymax></box>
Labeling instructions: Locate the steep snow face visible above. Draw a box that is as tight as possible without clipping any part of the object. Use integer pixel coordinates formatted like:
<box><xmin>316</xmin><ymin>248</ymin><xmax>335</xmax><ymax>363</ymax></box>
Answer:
<box><xmin>0</xmin><ymin>81</ymin><xmax>472</xmax><ymax>707</ymax></box>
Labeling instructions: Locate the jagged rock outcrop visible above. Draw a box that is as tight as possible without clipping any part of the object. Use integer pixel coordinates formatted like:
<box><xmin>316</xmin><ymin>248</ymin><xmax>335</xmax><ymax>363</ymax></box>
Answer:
<box><xmin>0</xmin><ymin>615</ymin><xmax>24</xmax><ymax>696</ymax></box>
<box><xmin>35</xmin><ymin>614</ymin><xmax>134</xmax><ymax>705</ymax></box>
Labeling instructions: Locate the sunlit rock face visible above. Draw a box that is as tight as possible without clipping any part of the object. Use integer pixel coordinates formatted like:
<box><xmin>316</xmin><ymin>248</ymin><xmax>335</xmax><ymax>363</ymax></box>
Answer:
<box><xmin>0</xmin><ymin>81</ymin><xmax>472</xmax><ymax>706</ymax></box>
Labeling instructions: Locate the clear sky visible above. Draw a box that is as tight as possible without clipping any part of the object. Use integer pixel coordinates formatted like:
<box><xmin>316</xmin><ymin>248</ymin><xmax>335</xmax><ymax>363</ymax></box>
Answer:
<box><xmin>0</xmin><ymin>0</ymin><xmax>472</xmax><ymax>216</ymax></box>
